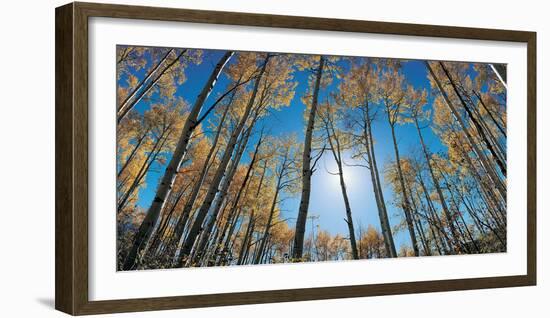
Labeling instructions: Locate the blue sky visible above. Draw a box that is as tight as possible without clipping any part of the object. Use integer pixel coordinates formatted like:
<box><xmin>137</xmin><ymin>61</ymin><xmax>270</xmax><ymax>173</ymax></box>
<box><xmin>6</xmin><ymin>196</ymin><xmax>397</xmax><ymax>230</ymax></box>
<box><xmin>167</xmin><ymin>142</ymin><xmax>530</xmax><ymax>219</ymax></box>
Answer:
<box><xmin>124</xmin><ymin>49</ymin><xmax>456</xmax><ymax>251</ymax></box>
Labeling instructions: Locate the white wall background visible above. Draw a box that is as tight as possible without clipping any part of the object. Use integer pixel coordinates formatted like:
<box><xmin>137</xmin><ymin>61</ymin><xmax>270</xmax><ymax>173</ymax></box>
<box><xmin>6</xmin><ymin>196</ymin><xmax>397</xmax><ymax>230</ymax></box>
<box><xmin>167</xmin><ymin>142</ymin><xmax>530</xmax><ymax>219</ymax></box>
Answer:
<box><xmin>0</xmin><ymin>0</ymin><xmax>546</xmax><ymax>316</ymax></box>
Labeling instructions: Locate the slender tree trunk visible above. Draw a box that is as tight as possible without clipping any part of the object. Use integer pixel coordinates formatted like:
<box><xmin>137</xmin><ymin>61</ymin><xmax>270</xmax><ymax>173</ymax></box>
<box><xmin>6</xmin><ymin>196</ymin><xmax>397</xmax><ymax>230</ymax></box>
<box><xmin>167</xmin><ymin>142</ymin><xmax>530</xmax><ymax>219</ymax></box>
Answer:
<box><xmin>414</xmin><ymin>118</ymin><xmax>464</xmax><ymax>253</ymax></box>
<box><xmin>193</xmin><ymin>131</ymin><xmax>263</xmax><ymax>265</ymax></box>
<box><xmin>182</xmin><ymin>112</ymin><xmax>257</xmax><ymax>266</ymax></box>
<box><xmin>237</xmin><ymin>212</ymin><xmax>255</xmax><ymax>265</ymax></box>
<box><xmin>197</xmin><ymin>198</ymin><xmax>232</xmax><ymax>265</ymax></box>
<box><xmin>387</xmin><ymin>121</ymin><xmax>419</xmax><ymax>256</ymax></box>
<box><xmin>450</xmin><ymin>130</ymin><xmax>506</xmax><ymax>217</ymax></box>
<box><xmin>229</xmin><ymin>219</ymin><xmax>247</xmax><ymax>259</ymax></box>
<box><xmin>191</xmin><ymin>118</ymin><xmax>257</xmax><ymax>247</ymax></box>
<box><xmin>416</xmin><ymin>172</ymin><xmax>453</xmax><ymax>254</ymax></box>
<box><xmin>439</xmin><ymin>171</ymin><xmax>481</xmax><ymax>253</ymax></box>
<box><xmin>117</xmin><ymin>49</ymin><xmax>174</xmax><ymax>115</ymax></box>
<box><xmin>462</xmin><ymin>91</ymin><xmax>506</xmax><ymax>165</ymax></box>
<box><xmin>414</xmin><ymin>190</ymin><xmax>443</xmax><ymax>255</ymax></box>
<box><xmin>254</xmin><ymin>151</ymin><xmax>289</xmax><ymax>264</ymax></box>
<box><xmin>472</xmin><ymin>90</ymin><xmax>506</xmax><ymax>138</ymax></box>
<box><xmin>337</xmin><ymin>170</ymin><xmax>359</xmax><ymax>259</ymax></box>
<box><xmin>211</xmin><ymin>165</ymin><xmax>256</xmax><ymax>265</ymax></box>
<box><xmin>117</xmin><ymin>128</ymin><xmax>150</xmax><ymax>178</ymax></box>
<box><xmin>118</xmin><ymin>49</ymin><xmax>187</xmax><ymax>123</ymax></box>
<box><xmin>406</xmin><ymin>182</ymin><xmax>431</xmax><ymax>256</ymax></box>
<box><xmin>117</xmin><ymin>128</ymin><xmax>170</xmax><ymax>212</ymax></box>
<box><xmin>452</xmin><ymin>181</ymin><xmax>487</xmax><ymax>237</ymax></box>
<box><xmin>293</xmin><ymin>56</ymin><xmax>325</xmax><ymax>260</ymax></box>
<box><xmin>122</xmin><ymin>51</ymin><xmax>234</xmax><ymax>270</ymax></box>
<box><xmin>221</xmin><ymin>207</ymin><xmax>245</xmax><ymax>265</ymax></box>
<box><xmin>426</xmin><ymin>61</ymin><xmax>506</xmax><ymax>201</ymax></box>
<box><xmin>229</xmin><ymin>161</ymin><xmax>267</xmax><ymax>265</ymax></box>
<box><xmin>146</xmin><ymin>182</ymin><xmax>190</xmax><ymax>257</ymax></box>
<box><xmin>447</xmin><ymin>128</ymin><xmax>506</xmax><ymax>227</ymax></box>
<box><xmin>225</xmin><ymin>154</ymin><xmax>267</xmax><ymax>265</ymax></box>
<box><xmin>166</xmin><ymin>93</ymin><xmax>235</xmax><ymax>257</ymax></box>
<box><xmin>463</xmin><ymin>191</ymin><xmax>506</xmax><ymax>246</ymax></box>
<box><xmin>117</xmin><ymin>47</ymin><xmax>133</xmax><ymax>64</ymax></box>
<box><xmin>362</xmin><ymin>106</ymin><xmax>397</xmax><ymax>257</ymax></box>
<box><xmin>262</xmin><ymin>238</ymin><xmax>273</xmax><ymax>263</ymax></box>
<box><xmin>254</xmin><ymin>192</ymin><xmax>278</xmax><ymax>264</ymax></box>
<box><xmin>439</xmin><ymin>62</ymin><xmax>506</xmax><ymax>177</ymax></box>
<box><xmin>177</xmin><ymin>56</ymin><xmax>270</xmax><ymax>265</ymax></box>
<box><xmin>322</xmin><ymin>111</ymin><xmax>359</xmax><ymax>260</ymax></box>
<box><xmin>180</xmin><ymin>125</ymin><xmax>249</xmax><ymax>266</ymax></box>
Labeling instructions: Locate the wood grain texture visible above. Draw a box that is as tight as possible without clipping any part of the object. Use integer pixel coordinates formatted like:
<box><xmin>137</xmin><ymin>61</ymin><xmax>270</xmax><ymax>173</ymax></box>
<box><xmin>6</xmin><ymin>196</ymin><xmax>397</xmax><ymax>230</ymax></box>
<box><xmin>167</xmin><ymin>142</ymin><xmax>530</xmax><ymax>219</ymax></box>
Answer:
<box><xmin>55</xmin><ymin>3</ymin><xmax>75</xmax><ymax>314</ymax></box>
<box><xmin>526</xmin><ymin>32</ymin><xmax>537</xmax><ymax>286</ymax></box>
<box><xmin>55</xmin><ymin>2</ymin><xmax>537</xmax><ymax>315</ymax></box>
<box><xmin>74</xmin><ymin>276</ymin><xmax>534</xmax><ymax>315</ymax></box>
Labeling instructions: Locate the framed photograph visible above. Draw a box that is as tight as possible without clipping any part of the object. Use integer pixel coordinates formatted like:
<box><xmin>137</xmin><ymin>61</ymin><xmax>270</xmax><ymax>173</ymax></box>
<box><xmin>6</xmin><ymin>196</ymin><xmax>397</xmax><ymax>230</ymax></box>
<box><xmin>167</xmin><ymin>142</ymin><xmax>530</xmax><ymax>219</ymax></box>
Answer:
<box><xmin>55</xmin><ymin>2</ymin><xmax>536</xmax><ymax>315</ymax></box>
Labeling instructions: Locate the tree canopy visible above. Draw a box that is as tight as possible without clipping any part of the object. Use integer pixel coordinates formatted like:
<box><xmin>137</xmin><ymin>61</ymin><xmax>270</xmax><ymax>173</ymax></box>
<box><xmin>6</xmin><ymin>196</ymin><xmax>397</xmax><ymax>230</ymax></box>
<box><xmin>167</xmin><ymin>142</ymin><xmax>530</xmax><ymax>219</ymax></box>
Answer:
<box><xmin>116</xmin><ymin>46</ymin><xmax>507</xmax><ymax>270</ymax></box>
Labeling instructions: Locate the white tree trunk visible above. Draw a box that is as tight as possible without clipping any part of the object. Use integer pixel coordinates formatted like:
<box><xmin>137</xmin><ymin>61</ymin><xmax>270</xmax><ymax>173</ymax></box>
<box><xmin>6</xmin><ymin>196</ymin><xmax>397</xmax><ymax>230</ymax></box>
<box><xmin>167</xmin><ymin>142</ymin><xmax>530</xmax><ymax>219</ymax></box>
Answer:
<box><xmin>122</xmin><ymin>51</ymin><xmax>234</xmax><ymax>270</ymax></box>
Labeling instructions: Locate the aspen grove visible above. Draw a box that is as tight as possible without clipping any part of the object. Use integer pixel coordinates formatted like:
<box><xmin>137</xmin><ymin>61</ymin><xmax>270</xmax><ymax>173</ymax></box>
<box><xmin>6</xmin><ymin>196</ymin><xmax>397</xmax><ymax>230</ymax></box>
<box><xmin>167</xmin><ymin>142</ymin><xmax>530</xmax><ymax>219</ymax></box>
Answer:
<box><xmin>116</xmin><ymin>46</ymin><xmax>507</xmax><ymax>270</ymax></box>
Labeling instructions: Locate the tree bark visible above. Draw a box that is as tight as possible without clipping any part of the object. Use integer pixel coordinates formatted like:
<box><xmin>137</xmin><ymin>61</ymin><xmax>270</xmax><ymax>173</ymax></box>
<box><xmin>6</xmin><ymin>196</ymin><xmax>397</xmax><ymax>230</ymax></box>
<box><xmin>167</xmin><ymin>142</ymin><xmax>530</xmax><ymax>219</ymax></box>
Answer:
<box><xmin>387</xmin><ymin>121</ymin><xmax>419</xmax><ymax>256</ymax></box>
<box><xmin>117</xmin><ymin>127</ymin><xmax>150</xmax><ymax>178</ymax></box>
<box><xmin>122</xmin><ymin>51</ymin><xmax>234</xmax><ymax>270</ymax></box>
<box><xmin>439</xmin><ymin>62</ymin><xmax>506</xmax><ymax>177</ymax></box>
<box><xmin>450</xmin><ymin>129</ymin><xmax>506</xmax><ymax>215</ymax></box>
<box><xmin>117</xmin><ymin>127</ymin><xmax>170</xmax><ymax>212</ymax></box>
<box><xmin>293</xmin><ymin>56</ymin><xmax>325</xmax><ymax>260</ymax></box>
<box><xmin>472</xmin><ymin>90</ymin><xmax>506</xmax><ymax>138</ymax></box>
<box><xmin>322</xmin><ymin>107</ymin><xmax>359</xmax><ymax>260</ymax></box>
<box><xmin>413</xmin><ymin>118</ymin><xmax>464</xmax><ymax>253</ymax></box>
<box><xmin>416</xmin><ymin>170</ymin><xmax>452</xmax><ymax>254</ymax></box>
<box><xmin>118</xmin><ymin>48</ymin><xmax>174</xmax><ymax>113</ymax></box>
<box><xmin>426</xmin><ymin>61</ymin><xmax>506</xmax><ymax>201</ymax></box>
<box><xmin>254</xmin><ymin>149</ymin><xmax>290</xmax><ymax>264</ymax></box>
<box><xmin>237</xmin><ymin>211</ymin><xmax>255</xmax><ymax>265</ymax></box>
<box><xmin>166</xmin><ymin>90</ymin><xmax>235</xmax><ymax>257</ymax></box>
<box><xmin>193</xmin><ymin>130</ymin><xmax>263</xmax><ymax>265</ymax></box>
<box><xmin>117</xmin><ymin>49</ymin><xmax>187</xmax><ymax>123</ymax></box>
<box><xmin>413</xmin><ymin>189</ymin><xmax>443</xmax><ymax>255</ymax></box>
<box><xmin>146</xmin><ymin>182</ymin><xmax>190</xmax><ymax>257</ymax></box>
<box><xmin>177</xmin><ymin>55</ymin><xmax>270</xmax><ymax>265</ymax></box>
<box><xmin>462</xmin><ymin>91</ymin><xmax>506</xmax><ymax>165</ymax></box>
<box><xmin>406</xmin><ymin>181</ymin><xmax>431</xmax><ymax>256</ymax></box>
<box><xmin>230</xmin><ymin>161</ymin><xmax>267</xmax><ymax>265</ymax></box>
<box><xmin>438</xmin><ymin>170</ymin><xmax>481</xmax><ymax>253</ymax></box>
<box><xmin>362</xmin><ymin>105</ymin><xmax>397</xmax><ymax>257</ymax></box>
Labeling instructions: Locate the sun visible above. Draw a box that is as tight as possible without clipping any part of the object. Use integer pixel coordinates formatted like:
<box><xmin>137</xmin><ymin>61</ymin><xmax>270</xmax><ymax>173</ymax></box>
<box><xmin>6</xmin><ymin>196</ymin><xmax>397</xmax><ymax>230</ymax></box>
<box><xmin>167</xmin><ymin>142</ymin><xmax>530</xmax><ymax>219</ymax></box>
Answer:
<box><xmin>323</xmin><ymin>155</ymin><xmax>354</xmax><ymax>190</ymax></box>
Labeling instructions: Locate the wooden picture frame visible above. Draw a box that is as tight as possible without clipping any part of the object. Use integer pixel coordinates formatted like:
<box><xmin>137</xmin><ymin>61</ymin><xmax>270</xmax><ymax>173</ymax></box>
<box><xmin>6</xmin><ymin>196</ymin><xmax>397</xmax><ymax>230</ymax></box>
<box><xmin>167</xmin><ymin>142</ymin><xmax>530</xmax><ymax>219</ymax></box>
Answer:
<box><xmin>55</xmin><ymin>1</ymin><xmax>536</xmax><ymax>315</ymax></box>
